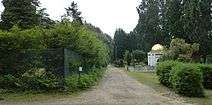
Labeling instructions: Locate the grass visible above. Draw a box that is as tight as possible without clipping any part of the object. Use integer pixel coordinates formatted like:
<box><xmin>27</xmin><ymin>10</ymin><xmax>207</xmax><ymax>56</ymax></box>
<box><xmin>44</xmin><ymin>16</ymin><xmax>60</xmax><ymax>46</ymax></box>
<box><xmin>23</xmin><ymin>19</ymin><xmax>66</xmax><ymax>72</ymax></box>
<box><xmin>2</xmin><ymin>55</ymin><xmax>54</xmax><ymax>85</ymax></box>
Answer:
<box><xmin>0</xmin><ymin>89</ymin><xmax>81</xmax><ymax>102</ymax></box>
<box><xmin>127</xmin><ymin>72</ymin><xmax>212</xmax><ymax>105</ymax></box>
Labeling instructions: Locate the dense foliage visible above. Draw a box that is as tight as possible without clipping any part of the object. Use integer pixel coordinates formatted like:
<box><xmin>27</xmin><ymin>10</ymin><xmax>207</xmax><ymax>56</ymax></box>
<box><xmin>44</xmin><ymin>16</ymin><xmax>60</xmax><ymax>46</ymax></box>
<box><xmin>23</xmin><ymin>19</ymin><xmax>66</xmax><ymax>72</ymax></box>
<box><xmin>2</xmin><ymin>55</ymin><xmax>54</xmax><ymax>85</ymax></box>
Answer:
<box><xmin>0</xmin><ymin>21</ymin><xmax>110</xmax><ymax>90</ymax></box>
<box><xmin>171</xmin><ymin>64</ymin><xmax>204</xmax><ymax>97</ymax></box>
<box><xmin>0</xmin><ymin>0</ymin><xmax>111</xmax><ymax>91</ymax></box>
<box><xmin>116</xmin><ymin>0</ymin><xmax>212</xmax><ymax>63</ymax></box>
<box><xmin>160</xmin><ymin>38</ymin><xmax>200</xmax><ymax>62</ymax></box>
<box><xmin>114</xmin><ymin>29</ymin><xmax>128</xmax><ymax>60</ymax></box>
<box><xmin>0</xmin><ymin>0</ymin><xmax>54</xmax><ymax>30</ymax></box>
<box><xmin>157</xmin><ymin>61</ymin><xmax>212</xmax><ymax>97</ymax></box>
<box><xmin>132</xmin><ymin>50</ymin><xmax>146</xmax><ymax>63</ymax></box>
<box><xmin>197</xmin><ymin>64</ymin><xmax>212</xmax><ymax>89</ymax></box>
<box><xmin>64</xmin><ymin>1</ymin><xmax>83</xmax><ymax>24</ymax></box>
<box><xmin>65</xmin><ymin>68</ymin><xmax>105</xmax><ymax>91</ymax></box>
<box><xmin>84</xmin><ymin>23</ymin><xmax>113</xmax><ymax>63</ymax></box>
<box><xmin>156</xmin><ymin>61</ymin><xmax>180</xmax><ymax>88</ymax></box>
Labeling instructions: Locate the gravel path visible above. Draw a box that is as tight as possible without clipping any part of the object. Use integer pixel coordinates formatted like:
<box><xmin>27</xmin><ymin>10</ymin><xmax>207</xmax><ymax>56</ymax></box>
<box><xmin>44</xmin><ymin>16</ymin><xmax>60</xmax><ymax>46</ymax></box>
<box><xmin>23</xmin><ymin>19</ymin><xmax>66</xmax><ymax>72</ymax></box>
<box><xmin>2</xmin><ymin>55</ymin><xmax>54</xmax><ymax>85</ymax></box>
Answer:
<box><xmin>0</xmin><ymin>66</ymin><xmax>191</xmax><ymax>105</ymax></box>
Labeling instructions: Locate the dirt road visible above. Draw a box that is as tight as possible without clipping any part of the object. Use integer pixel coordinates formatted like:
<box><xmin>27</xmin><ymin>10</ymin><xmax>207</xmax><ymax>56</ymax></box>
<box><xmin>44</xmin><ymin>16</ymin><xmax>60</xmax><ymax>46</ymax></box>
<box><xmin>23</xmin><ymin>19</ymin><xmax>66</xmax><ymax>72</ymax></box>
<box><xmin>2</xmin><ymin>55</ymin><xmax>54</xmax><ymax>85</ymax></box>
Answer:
<box><xmin>0</xmin><ymin>66</ymin><xmax>191</xmax><ymax>105</ymax></box>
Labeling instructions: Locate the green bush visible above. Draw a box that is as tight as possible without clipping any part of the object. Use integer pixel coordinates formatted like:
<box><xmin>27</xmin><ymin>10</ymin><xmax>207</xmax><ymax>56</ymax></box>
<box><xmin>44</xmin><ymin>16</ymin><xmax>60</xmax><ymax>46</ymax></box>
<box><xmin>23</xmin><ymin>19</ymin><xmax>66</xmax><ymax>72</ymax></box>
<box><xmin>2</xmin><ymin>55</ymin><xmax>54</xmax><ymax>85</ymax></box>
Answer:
<box><xmin>64</xmin><ymin>75</ymin><xmax>78</xmax><ymax>91</ymax></box>
<box><xmin>65</xmin><ymin>68</ymin><xmax>104</xmax><ymax>91</ymax></box>
<box><xmin>171</xmin><ymin>64</ymin><xmax>204</xmax><ymax>97</ymax></box>
<box><xmin>156</xmin><ymin>61</ymin><xmax>180</xmax><ymax>87</ymax></box>
<box><xmin>197</xmin><ymin>64</ymin><xmax>212</xmax><ymax>89</ymax></box>
<box><xmin>21</xmin><ymin>71</ymin><xmax>60</xmax><ymax>91</ymax></box>
<box><xmin>0</xmin><ymin>75</ymin><xmax>20</xmax><ymax>89</ymax></box>
<box><xmin>0</xmin><ymin>69</ymin><xmax>61</xmax><ymax>91</ymax></box>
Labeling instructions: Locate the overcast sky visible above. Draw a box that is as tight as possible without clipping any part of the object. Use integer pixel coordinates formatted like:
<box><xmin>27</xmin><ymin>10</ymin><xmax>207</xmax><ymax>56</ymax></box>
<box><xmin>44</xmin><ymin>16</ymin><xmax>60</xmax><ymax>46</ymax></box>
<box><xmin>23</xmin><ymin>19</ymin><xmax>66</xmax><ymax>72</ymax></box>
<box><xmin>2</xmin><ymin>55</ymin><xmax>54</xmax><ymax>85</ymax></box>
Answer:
<box><xmin>0</xmin><ymin>0</ymin><xmax>140</xmax><ymax>37</ymax></box>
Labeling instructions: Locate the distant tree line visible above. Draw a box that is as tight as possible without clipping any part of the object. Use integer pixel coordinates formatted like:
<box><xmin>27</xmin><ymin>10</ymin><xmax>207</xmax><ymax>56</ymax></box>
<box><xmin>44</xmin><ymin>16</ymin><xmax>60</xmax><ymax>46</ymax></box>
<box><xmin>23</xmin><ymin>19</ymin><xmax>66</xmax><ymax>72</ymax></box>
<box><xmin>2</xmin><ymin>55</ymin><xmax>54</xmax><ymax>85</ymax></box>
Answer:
<box><xmin>114</xmin><ymin>0</ymin><xmax>212</xmax><ymax>63</ymax></box>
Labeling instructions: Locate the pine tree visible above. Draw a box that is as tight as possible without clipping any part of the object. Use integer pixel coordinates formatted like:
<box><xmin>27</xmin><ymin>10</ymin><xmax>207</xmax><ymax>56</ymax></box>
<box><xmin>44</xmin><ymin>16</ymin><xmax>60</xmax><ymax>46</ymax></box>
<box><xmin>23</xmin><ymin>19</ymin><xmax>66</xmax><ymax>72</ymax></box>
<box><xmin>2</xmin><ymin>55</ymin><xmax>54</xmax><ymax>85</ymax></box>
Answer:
<box><xmin>65</xmin><ymin>1</ymin><xmax>83</xmax><ymax>24</ymax></box>
<box><xmin>114</xmin><ymin>29</ymin><xmax>128</xmax><ymax>60</ymax></box>
<box><xmin>135</xmin><ymin>0</ymin><xmax>162</xmax><ymax>52</ymax></box>
<box><xmin>37</xmin><ymin>8</ymin><xmax>55</xmax><ymax>28</ymax></box>
<box><xmin>166</xmin><ymin>0</ymin><xmax>184</xmax><ymax>41</ymax></box>
<box><xmin>198</xmin><ymin>0</ymin><xmax>212</xmax><ymax>61</ymax></box>
<box><xmin>0</xmin><ymin>0</ymin><xmax>40</xmax><ymax>30</ymax></box>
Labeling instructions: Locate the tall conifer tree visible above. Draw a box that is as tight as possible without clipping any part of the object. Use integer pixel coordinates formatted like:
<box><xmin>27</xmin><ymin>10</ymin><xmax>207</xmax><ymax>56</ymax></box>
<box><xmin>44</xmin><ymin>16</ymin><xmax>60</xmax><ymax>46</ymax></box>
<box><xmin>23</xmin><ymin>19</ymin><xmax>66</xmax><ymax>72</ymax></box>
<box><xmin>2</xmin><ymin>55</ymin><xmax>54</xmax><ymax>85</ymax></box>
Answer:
<box><xmin>1</xmin><ymin>0</ymin><xmax>40</xmax><ymax>29</ymax></box>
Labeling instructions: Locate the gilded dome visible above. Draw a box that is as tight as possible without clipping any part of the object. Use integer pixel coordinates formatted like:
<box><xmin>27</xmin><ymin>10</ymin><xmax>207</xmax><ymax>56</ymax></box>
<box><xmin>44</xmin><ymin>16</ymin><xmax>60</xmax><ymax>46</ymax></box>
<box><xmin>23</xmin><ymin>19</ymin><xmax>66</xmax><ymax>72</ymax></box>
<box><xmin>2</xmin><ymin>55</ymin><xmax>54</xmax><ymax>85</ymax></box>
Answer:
<box><xmin>151</xmin><ymin>44</ymin><xmax>164</xmax><ymax>51</ymax></box>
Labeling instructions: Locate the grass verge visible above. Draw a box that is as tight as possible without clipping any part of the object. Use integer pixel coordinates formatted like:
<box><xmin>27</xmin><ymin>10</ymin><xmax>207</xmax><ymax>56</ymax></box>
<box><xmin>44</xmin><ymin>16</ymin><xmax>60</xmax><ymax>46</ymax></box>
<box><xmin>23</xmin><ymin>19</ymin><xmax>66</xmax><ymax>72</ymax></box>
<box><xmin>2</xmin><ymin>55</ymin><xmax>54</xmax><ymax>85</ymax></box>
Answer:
<box><xmin>0</xmin><ymin>89</ymin><xmax>81</xmax><ymax>102</ymax></box>
<box><xmin>127</xmin><ymin>72</ymin><xmax>212</xmax><ymax>105</ymax></box>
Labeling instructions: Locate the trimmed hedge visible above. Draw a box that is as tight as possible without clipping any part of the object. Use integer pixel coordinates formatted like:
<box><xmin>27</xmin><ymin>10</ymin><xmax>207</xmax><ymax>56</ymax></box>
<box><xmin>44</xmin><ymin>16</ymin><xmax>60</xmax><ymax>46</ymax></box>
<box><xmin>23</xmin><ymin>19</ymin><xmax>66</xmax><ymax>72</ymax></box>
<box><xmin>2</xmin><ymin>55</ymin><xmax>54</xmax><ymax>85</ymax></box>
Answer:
<box><xmin>197</xmin><ymin>64</ymin><xmax>212</xmax><ymax>89</ymax></box>
<box><xmin>171</xmin><ymin>64</ymin><xmax>204</xmax><ymax>97</ymax></box>
<box><xmin>156</xmin><ymin>61</ymin><xmax>208</xmax><ymax>97</ymax></box>
<box><xmin>156</xmin><ymin>61</ymin><xmax>180</xmax><ymax>88</ymax></box>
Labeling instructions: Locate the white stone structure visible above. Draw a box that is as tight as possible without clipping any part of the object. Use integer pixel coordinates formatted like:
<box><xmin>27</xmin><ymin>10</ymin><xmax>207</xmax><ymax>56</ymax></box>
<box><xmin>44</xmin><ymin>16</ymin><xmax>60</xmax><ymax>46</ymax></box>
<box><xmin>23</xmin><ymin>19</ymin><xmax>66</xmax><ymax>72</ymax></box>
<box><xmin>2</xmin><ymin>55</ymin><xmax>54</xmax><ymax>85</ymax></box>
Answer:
<box><xmin>148</xmin><ymin>44</ymin><xmax>164</xmax><ymax>67</ymax></box>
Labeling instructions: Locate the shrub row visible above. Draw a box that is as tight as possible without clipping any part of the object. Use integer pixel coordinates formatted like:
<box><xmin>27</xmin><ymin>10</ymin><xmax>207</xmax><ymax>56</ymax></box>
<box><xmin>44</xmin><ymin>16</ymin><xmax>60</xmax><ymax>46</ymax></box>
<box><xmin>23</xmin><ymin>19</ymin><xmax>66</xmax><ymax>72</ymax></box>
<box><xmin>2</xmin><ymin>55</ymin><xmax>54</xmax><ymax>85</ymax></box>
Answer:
<box><xmin>170</xmin><ymin>64</ymin><xmax>204</xmax><ymax>97</ymax></box>
<box><xmin>156</xmin><ymin>61</ymin><xmax>180</xmax><ymax>88</ymax></box>
<box><xmin>156</xmin><ymin>61</ymin><xmax>212</xmax><ymax>97</ymax></box>
<box><xmin>0</xmin><ymin>68</ymin><xmax>105</xmax><ymax>91</ymax></box>
<box><xmin>197</xmin><ymin>64</ymin><xmax>212</xmax><ymax>89</ymax></box>
<box><xmin>0</xmin><ymin>71</ymin><xmax>61</xmax><ymax>91</ymax></box>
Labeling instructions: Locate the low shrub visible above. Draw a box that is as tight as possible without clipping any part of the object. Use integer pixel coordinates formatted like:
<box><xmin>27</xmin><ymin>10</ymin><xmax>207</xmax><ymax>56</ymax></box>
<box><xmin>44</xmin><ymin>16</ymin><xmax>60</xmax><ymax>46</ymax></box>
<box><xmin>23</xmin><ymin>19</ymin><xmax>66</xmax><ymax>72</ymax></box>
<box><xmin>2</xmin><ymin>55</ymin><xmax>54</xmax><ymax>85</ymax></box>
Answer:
<box><xmin>21</xmin><ymin>71</ymin><xmax>60</xmax><ymax>91</ymax></box>
<box><xmin>197</xmin><ymin>64</ymin><xmax>212</xmax><ymax>89</ymax></box>
<box><xmin>0</xmin><ymin>69</ymin><xmax>61</xmax><ymax>91</ymax></box>
<box><xmin>171</xmin><ymin>64</ymin><xmax>204</xmax><ymax>97</ymax></box>
<box><xmin>156</xmin><ymin>61</ymin><xmax>180</xmax><ymax>88</ymax></box>
<box><xmin>65</xmin><ymin>75</ymin><xmax>79</xmax><ymax>91</ymax></box>
<box><xmin>65</xmin><ymin>68</ymin><xmax>105</xmax><ymax>91</ymax></box>
<box><xmin>0</xmin><ymin>75</ymin><xmax>20</xmax><ymax>89</ymax></box>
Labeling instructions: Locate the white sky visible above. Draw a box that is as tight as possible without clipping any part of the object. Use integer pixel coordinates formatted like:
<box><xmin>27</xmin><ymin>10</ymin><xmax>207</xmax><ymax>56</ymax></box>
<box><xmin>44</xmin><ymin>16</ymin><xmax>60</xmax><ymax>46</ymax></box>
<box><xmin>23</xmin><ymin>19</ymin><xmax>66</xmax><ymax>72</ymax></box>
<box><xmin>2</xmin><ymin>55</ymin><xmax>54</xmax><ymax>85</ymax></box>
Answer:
<box><xmin>0</xmin><ymin>0</ymin><xmax>140</xmax><ymax>37</ymax></box>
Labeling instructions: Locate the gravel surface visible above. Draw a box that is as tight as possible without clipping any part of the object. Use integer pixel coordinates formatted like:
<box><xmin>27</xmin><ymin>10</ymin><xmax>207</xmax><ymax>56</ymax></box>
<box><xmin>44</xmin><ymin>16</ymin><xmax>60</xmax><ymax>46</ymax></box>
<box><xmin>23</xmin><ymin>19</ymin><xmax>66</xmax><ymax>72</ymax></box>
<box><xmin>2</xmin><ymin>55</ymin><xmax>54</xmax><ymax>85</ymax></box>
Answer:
<box><xmin>0</xmin><ymin>66</ymin><xmax>192</xmax><ymax>105</ymax></box>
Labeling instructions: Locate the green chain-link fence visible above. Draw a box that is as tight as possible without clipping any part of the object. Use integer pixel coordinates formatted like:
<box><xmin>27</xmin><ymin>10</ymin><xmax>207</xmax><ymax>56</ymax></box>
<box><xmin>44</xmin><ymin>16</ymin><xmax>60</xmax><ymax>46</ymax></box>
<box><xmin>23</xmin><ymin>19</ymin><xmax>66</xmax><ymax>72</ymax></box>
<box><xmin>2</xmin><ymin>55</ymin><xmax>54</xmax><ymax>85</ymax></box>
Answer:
<box><xmin>0</xmin><ymin>48</ymin><xmax>88</xmax><ymax>78</ymax></box>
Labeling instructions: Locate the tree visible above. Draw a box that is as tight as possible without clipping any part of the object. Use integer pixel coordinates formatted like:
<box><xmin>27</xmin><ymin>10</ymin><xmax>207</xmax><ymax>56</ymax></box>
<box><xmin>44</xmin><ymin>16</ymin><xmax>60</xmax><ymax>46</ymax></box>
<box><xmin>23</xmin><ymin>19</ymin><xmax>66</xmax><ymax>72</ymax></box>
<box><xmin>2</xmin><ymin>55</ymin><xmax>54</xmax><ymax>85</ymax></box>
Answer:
<box><xmin>84</xmin><ymin>22</ymin><xmax>114</xmax><ymax>62</ymax></box>
<box><xmin>161</xmin><ymin>38</ymin><xmax>200</xmax><ymax>62</ymax></box>
<box><xmin>65</xmin><ymin>1</ymin><xmax>83</xmax><ymax>24</ymax></box>
<box><xmin>114</xmin><ymin>29</ymin><xmax>128</xmax><ymax>60</ymax></box>
<box><xmin>124</xmin><ymin>50</ymin><xmax>132</xmax><ymax>66</ymax></box>
<box><xmin>37</xmin><ymin>8</ymin><xmax>55</xmax><ymax>28</ymax></box>
<box><xmin>166</xmin><ymin>0</ymin><xmax>184</xmax><ymax>40</ymax></box>
<box><xmin>0</xmin><ymin>0</ymin><xmax>40</xmax><ymax>30</ymax></box>
<box><xmin>128</xmin><ymin>32</ymin><xmax>137</xmax><ymax>51</ymax></box>
<box><xmin>180</xmin><ymin>0</ymin><xmax>212</xmax><ymax>62</ymax></box>
<box><xmin>135</xmin><ymin>0</ymin><xmax>163</xmax><ymax>53</ymax></box>
<box><xmin>131</xmin><ymin>0</ymin><xmax>212</xmax><ymax>63</ymax></box>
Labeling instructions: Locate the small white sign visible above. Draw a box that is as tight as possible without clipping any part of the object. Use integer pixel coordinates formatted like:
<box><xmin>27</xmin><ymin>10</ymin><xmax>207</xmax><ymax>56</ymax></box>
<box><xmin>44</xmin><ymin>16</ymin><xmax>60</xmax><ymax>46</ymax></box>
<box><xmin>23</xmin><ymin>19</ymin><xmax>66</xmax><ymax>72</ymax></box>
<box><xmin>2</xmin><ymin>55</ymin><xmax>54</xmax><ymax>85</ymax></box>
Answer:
<box><xmin>79</xmin><ymin>67</ymin><xmax>83</xmax><ymax>72</ymax></box>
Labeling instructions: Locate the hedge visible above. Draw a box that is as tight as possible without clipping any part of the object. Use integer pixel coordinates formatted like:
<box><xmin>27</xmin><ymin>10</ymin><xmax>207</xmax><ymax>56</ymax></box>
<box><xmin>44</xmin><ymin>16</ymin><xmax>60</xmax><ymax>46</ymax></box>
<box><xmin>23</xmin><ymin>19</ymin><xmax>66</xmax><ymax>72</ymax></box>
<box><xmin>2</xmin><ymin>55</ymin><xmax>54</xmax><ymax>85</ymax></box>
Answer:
<box><xmin>156</xmin><ymin>61</ymin><xmax>180</xmax><ymax>88</ymax></box>
<box><xmin>156</xmin><ymin>61</ymin><xmax>208</xmax><ymax>97</ymax></box>
<box><xmin>197</xmin><ymin>64</ymin><xmax>212</xmax><ymax>89</ymax></box>
<box><xmin>170</xmin><ymin>64</ymin><xmax>204</xmax><ymax>97</ymax></box>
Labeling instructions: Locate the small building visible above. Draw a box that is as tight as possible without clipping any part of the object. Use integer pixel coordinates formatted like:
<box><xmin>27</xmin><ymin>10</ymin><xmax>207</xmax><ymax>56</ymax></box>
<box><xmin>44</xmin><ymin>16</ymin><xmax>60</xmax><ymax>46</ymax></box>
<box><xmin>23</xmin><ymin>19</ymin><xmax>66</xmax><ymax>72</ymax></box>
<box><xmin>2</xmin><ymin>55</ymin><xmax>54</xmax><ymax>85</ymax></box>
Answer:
<box><xmin>148</xmin><ymin>44</ymin><xmax>164</xmax><ymax>67</ymax></box>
